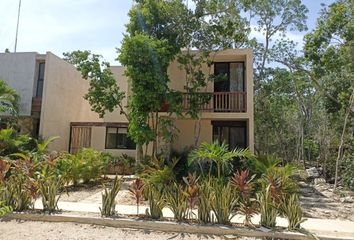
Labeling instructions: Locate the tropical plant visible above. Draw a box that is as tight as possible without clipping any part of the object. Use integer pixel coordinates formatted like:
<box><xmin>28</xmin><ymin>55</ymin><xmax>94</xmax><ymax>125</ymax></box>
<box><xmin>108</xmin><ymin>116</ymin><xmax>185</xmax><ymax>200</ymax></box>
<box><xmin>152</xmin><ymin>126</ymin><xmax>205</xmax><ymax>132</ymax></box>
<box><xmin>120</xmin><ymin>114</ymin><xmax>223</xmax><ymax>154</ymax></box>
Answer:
<box><xmin>189</xmin><ymin>141</ymin><xmax>253</xmax><ymax>179</ymax></box>
<box><xmin>0</xmin><ymin>201</ymin><xmax>12</xmax><ymax>217</ymax></box>
<box><xmin>145</xmin><ymin>184</ymin><xmax>165</xmax><ymax>220</ymax></box>
<box><xmin>36</xmin><ymin>174</ymin><xmax>62</xmax><ymax>213</ymax></box>
<box><xmin>0</xmin><ymin>158</ymin><xmax>10</xmax><ymax>182</ymax></box>
<box><xmin>0</xmin><ymin>80</ymin><xmax>19</xmax><ymax>115</ymax></box>
<box><xmin>165</xmin><ymin>182</ymin><xmax>188</xmax><ymax>222</ymax></box>
<box><xmin>239</xmin><ymin>200</ymin><xmax>259</xmax><ymax>227</ymax></box>
<box><xmin>128</xmin><ymin>178</ymin><xmax>145</xmax><ymax>215</ymax></box>
<box><xmin>100</xmin><ymin>177</ymin><xmax>121</xmax><ymax>217</ymax></box>
<box><xmin>210</xmin><ymin>182</ymin><xmax>238</xmax><ymax>225</ymax></box>
<box><xmin>197</xmin><ymin>178</ymin><xmax>213</xmax><ymax>223</ymax></box>
<box><xmin>0</xmin><ymin>129</ymin><xmax>31</xmax><ymax>156</ymax></box>
<box><xmin>257</xmin><ymin>186</ymin><xmax>277</xmax><ymax>229</ymax></box>
<box><xmin>280</xmin><ymin>194</ymin><xmax>305</xmax><ymax>231</ymax></box>
<box><xmin>182</xmin><ymin>173</ymin><xmax>199</xmax><ymax>219</ymax></box>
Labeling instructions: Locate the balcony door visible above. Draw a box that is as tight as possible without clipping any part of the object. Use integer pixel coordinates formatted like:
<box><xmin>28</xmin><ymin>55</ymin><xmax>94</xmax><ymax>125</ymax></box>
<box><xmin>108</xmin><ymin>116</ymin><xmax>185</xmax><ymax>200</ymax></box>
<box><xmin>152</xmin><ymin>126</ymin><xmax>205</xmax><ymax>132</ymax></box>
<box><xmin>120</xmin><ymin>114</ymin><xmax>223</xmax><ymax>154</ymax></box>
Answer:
<box><xmin>214</xmin><ymin>62</ymin><xmax>244</xmax><ymax>92</ymax></box>
<box><xmin>212</xmin><ymin>121</ymin><xmax>247</xmax><ymax>150</ymax></box>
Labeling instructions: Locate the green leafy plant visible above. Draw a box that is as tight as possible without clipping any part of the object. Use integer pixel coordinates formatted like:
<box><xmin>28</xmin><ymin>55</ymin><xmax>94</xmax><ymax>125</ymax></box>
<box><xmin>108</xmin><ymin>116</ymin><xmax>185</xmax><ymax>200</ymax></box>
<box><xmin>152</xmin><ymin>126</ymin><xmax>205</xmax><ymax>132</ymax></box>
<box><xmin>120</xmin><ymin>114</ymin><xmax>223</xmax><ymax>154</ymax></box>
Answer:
<box><xmin>100</xmin><ymin>177</ymin><xmax>121</xmax><ymax>217</ymax></box>
<box><xmin>210</xmin><ymin>182</ymin><xmax>238</xmax><ymax>225</ymax></box>
<box><xmin>0</xmin><ymin>158</ymin><xmax>10</xmax><ymax>182</ymax></box>
<box><xmin>189</xmin><ymin>141</ymin><xmax>253</xmax><ymax>179</ymax></box>
<box><xmin>165</xmin><ymin>182</ymin><xmax>188</xmax><ymax>222</ymax></box>
<box><xmin>281</xmin><ymin>194</ymin><xmax>305</xmax><ymax>231</ymax></box>
<box><xmin>257</xmin><ymin>185</ymin><xmax>277</xmax><ymax>229</ymax></box>
<box><xmin>197</xmin><ymin>178</ymin><xmax>213</xmax><ymax>223</ymax></box>
<box><xmin>128</xmin><ymin>178</ymin><xmax>145</xmax><ymax>215</ymax></box>
<box><xmin>37</xmin><ymin>175</ymin><xmax>63</xmax><ymax>213</ymax></box>
<box><xmin>145</xmin><ymin>185</ymin><xmax>165</xmax><ymax>220</ymax></box>
<box><xmin>0</xmin><ymin>201</ymin><xmax>12</xmax><ymax>217</ymax></box>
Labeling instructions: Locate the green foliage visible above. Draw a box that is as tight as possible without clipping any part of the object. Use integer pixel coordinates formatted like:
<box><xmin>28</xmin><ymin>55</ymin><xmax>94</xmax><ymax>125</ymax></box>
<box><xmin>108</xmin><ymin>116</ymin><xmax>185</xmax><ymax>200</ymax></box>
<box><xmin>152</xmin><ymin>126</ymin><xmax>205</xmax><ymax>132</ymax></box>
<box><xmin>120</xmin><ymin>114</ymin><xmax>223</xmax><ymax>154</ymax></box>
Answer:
<box><xmin>210</xmin><ymin>182</ymin><xmax>238</xmax><ymax>225</ymax></box>
<box><xmin>0</xmin><ymin>201</ymin><xmax>12</xmax><ymax>217</ymax></box>
<box><xmin>257</xmin><ymin>186</ymin><xmax>277</xmax><ymax>229</ymax></box>
<box><xmin>189</xmin><ymin>141</ymin><xmax>253</xmax><ymax>179</ymax></box>
<box><xmin>145</xmin><ymin>184</ymin><xmax>165</xmax><ymax>220</ymax></box>
<box><xmin>100</xmin><ymin>177</ymin><xmax>121</xmax><ymax>217</ymax></box>
<box><xmin>165</xmin><ymin>182</ymin><xmax>188</xmax><ymax>222</ymax></box>
<box><xmin>128</xmin><ymin>178</ymin><xmax>145</xmax><ymax>215</ymax></box>
<box><xmin>107</xmin><ymin>153</ymin><xmax>136</xmax><ymax>175</ymax></box>
<box><xmin>0</xmin><ymin>79</ymin><xmax>19</xmax><ymax>115</ymax></box>
<box><xmin>57</xmin><ymin>148</ymin><xmax>108</xmax><ymax>185</ymax></box>
<box><xmin>197</xmin><ymin>178</ymin><xmax>213</xmax><ymax>223</ymax></box>
<box><xmin>280</xmin><ymin>194</ymin><xmax>305</xmax><ymax>231</ymax></box>
<box><xmin>342</xmin><ymin>151</ymin><xmax>354</xmax><ymax>191</ymax></box>
<box><xmin>63</xmin><ymin>51</ymin><xmax>125</xmax><ymax>118</ymax></box>
<box><xmin>37</xmin><ymin>175</ymin><xmax>62</xmax><ymax>213</ymax></box>
<box><xmin>0</xmin><ymin>129</ymin><xmax>31</xmax><ymax>156</ymax></box>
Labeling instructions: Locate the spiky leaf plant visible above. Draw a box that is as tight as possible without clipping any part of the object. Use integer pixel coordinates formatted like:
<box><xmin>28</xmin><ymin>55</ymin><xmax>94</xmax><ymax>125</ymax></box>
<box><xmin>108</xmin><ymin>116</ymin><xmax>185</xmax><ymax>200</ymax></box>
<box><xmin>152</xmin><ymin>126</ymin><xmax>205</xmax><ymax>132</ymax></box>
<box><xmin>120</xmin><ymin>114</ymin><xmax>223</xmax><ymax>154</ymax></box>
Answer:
<box><xmin>239</xmin><ymin>199</ymin><xmax>259</xmax><ymax>227</ymax></box>
<box><xmin>281</xmin><ymin>194</ymin><xmax>305</xmax><ymax>231</ymax></box>
<box><xmin>145</xmin><ymin>185</ymin><xmax>165</xmax><ymax>220</ymax></box>
<box><xmin>257</xmin><ymin>185</ymin><xmax>277</xmax><ymax>229</ymax></box>
<box><xmin>197</xmin><ymin>179</ymin><xmax>213</xmax><ymax>223</ymax></box>
<box><xmin>128</xmin><ymin>178</ymin><xmax>145</xmax><ymax>215</ymax></box>
<box><xmin>210</xmin><ymin>182</ymin><xmax>238</xmax><ymax>225</ymax></box>
<box><xmin>100</xmin><ymin>177</ymin><xmax>121</xmax><ymax>217</ymax></box>
<box><xmin>165</xmin><ymin>182</ymin><xmax>188</xmax><ymax>221</ymax></box>
<box><xmin>37</xmin><ymin>175</ymin><xmax>62</xmax><ymax>213</ymax></box>
<box><xmin>182</xmin><ymin>173</ymin><xmax>199</xmax><ymax>219</ymax></box>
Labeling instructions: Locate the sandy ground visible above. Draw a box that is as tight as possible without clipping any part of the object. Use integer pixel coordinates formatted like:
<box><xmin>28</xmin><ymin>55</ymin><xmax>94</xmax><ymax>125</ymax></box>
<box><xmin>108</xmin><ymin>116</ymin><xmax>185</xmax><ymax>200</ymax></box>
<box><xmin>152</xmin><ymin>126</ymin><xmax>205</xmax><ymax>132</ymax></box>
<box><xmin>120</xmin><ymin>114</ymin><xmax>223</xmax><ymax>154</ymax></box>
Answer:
<box><xmin>0</xmin><ymin>220</ymin><xmax>258</xmax><ymax>240</ymax></box>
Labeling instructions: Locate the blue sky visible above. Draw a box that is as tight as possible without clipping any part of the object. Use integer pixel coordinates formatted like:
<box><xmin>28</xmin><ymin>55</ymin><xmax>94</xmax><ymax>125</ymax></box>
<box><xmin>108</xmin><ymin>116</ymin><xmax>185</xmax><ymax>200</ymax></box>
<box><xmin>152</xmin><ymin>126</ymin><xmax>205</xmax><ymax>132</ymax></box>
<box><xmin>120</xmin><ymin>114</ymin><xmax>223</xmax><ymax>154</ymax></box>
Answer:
<box><xmin>0</xmin><ymin>0</ymin><xmax>334</xmax><ymax>65</ymax></box>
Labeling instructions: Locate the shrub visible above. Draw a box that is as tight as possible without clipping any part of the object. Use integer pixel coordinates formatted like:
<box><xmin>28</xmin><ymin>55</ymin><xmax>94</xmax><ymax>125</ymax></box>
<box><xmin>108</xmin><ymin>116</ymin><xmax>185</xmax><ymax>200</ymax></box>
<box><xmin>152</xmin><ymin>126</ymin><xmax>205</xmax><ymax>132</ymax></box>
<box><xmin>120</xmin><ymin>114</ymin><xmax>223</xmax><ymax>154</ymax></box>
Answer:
<box><xmin>145</xmin><ymin>184</ymin><xmax>165</xmax><ymax>220</ymax></box>
<box><xmin>128</xmin><ymin>178</ymin><xmax>145</xmax><ymax>215</ymax></box>
<box><xmin>210</xmin><ymin>182</ymin><xmax>238</xmax><ymax>225</ymax></box>
<box><xmin>281</xmin><ymin>194</ymin><xmax>305</xmax><ymax>231</ymax></box>
<box><xmin>100</xmin><ymin>177</ymin><xmax>121</xmax><ymax>217</ymax></box>
<box><xmin>182</xmin><ymin>173</ymin><xmax>199</xmax><ymax>219</ymax></box>
<box><xmin>165</xmin><ymin>182</ymin><xmax>188</xmax><ymax>221</ymax></box>
<box><xmin>342</xmin><ymin>152</ymin><xmax>354</xmax><ymax>191</ymax></box>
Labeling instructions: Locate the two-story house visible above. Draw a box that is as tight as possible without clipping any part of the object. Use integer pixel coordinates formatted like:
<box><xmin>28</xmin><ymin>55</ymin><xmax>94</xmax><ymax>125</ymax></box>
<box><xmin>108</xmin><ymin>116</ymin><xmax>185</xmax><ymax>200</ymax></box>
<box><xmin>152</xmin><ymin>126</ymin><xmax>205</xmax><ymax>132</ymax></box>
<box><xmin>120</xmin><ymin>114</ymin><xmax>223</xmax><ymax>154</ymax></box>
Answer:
<box><xmin>0</xmin><ymin>49</ymin><xmax>253</xmax><ymax>157</ymax></box>
<box><xmin>70</xmin><ymin>49</ymin><xmax>254</xmax><ymax>157</ymax></box>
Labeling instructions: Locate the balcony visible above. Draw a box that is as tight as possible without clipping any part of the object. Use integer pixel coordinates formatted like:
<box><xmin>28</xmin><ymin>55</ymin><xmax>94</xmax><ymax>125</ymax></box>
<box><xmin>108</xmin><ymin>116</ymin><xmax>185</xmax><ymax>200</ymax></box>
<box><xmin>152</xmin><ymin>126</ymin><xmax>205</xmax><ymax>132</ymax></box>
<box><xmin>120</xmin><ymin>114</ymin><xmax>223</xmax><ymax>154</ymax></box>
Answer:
<box><xmin>167</xmin><ymin>91</ymin><xmax>246</xmax><ymax>113</ymax></box>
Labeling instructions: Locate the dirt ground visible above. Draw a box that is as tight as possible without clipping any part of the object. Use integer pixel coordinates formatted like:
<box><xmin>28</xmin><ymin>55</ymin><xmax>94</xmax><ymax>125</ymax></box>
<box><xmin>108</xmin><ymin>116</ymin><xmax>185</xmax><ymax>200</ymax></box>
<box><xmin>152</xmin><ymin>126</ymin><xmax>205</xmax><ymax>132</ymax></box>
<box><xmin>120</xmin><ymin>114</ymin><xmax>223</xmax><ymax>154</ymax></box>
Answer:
<box><xmin>299</xmin><ymin>180</ymin><xmax>354</xmax><ymax>221</ymax></box>
<box><xmin>0</xmin><ymin>220</ymin><xmax>258</xmax><ymax>240</ymax></box>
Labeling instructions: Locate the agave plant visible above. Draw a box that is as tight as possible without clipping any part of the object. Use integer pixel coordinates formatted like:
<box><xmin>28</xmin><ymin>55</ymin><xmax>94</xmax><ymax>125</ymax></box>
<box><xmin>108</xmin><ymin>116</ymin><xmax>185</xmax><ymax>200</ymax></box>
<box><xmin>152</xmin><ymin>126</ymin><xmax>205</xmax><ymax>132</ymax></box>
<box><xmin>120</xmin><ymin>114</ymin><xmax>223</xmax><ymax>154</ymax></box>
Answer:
<box><xmin>189</xmin><ymin>141</ymin><xmax>253</xmax><ymax>179</ymax></box>
<box><xmin>128</xmin><ymin>178</ymin><xmax>145</xmax><ymax>215</ymax></box>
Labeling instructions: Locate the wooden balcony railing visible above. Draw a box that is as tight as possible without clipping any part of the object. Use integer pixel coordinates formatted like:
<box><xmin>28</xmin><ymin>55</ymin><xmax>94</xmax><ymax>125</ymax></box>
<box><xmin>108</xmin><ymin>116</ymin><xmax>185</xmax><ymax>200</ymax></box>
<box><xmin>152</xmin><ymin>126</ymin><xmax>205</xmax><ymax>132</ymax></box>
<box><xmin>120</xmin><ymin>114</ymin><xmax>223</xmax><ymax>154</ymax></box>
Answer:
<box><xmin>180</xmin><ymin>91</ymin><xmax>247</xmax><ymax>112</ymax></box>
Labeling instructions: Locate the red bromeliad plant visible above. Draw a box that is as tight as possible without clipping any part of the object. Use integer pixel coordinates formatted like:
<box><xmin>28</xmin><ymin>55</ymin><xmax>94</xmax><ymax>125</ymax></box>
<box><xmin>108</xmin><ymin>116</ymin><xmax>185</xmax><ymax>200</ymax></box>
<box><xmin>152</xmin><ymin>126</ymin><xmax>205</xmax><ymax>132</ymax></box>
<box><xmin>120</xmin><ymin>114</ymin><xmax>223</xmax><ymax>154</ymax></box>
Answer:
<box><xmin>230</xmin><ymin>169</ymin><xmax>256</xmax><ymax>200</ymax></box>
<box><xmin>129</xmin><ymin>178</ymin><xmax>145</xmax><ymax>215</ymax></box>
<box><xmin>182</xmin><ymin>173</ymin><xmax>199</xmax><ymax>219</ymax></box>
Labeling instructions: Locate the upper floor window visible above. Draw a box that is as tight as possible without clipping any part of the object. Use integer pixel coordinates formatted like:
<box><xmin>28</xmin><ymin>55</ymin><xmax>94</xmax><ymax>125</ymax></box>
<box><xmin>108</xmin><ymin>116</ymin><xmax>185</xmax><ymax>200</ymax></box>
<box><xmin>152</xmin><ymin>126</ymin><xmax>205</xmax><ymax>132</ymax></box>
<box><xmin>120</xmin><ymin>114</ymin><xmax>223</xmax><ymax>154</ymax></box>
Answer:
<box><xmin>214</xmin><ymin>62</ymin><xmax>244</xmax><ymax>92</ymax></box>
<box><xmin>36</xmin><ymin>62</ymin><xmax>45</xmax><ymax>97</ymax></box>
<box><xmin>105</xmin><ymin>127</ymin><xmax>136</xmax><ymax>150</ymax></box>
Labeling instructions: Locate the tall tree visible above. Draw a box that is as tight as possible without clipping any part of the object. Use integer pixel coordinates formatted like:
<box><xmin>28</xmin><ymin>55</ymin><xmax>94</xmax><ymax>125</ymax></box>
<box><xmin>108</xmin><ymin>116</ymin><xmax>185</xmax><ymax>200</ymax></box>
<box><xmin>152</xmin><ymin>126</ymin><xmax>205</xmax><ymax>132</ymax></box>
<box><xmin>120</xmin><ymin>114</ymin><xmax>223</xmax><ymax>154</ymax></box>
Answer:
<box><xmin>0</xmin><ymin>80</ymin><xmax>19</xmax><ymax>116</ymax></box>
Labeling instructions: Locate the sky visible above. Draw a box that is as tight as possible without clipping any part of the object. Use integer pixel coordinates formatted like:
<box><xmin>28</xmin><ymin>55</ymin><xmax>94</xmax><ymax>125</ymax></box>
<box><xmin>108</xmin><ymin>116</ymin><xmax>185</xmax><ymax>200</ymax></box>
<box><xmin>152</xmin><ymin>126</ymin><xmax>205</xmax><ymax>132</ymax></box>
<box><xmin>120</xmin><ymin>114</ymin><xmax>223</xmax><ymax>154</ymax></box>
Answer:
<box><xmin>0</xmin><ymin>0</ymin><xmax>335</xmax><ymax>65</ymax></box>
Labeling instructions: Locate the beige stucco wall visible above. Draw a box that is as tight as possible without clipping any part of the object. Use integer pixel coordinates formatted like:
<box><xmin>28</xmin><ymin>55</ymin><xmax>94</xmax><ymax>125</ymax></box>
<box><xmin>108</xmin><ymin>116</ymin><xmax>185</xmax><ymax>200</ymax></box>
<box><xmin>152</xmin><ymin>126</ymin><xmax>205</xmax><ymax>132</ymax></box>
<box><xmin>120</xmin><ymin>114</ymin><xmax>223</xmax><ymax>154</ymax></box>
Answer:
<box><xmin>90</xmin><ymin>126</ymin><xmax>136</xmax><ymax>158</ymax></box>
<box><xmin>39</xmin><ymin>52</ymin><xmax>101</xmax><ymax>151</ymax></box>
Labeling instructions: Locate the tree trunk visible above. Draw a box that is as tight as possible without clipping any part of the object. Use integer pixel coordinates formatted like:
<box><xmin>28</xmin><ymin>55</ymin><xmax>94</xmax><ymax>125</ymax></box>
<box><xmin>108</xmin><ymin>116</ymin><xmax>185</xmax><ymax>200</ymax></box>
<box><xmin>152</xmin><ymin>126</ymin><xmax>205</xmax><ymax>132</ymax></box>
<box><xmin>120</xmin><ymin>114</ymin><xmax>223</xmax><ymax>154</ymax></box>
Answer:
<box><xmin>136</xmin><ymin>144</ymin><xmax>143</xmax><ymax>165</ymax></box>
<box><xmin>334</xmin><ymin>91</ymin><xmax>354</xmax><ymax>190</ymax></box>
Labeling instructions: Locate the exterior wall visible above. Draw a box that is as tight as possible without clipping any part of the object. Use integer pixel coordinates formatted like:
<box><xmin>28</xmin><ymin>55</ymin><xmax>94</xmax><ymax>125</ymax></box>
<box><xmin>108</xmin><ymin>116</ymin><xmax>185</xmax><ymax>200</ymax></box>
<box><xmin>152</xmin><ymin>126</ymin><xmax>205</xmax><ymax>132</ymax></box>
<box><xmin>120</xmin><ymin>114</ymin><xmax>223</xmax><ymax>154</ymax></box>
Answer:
<box><xmin>90</xmin><ymin>126</ymin><xmax>136</xmax><ymax>158</ymax></box>
<box><xmin>0</xmin><ymin>52</ymin><xmax>37</xmax><ymax>116</ymax></box>
<box><xmin>39</xmin><ymin>52</ymin><xmax>101</xmax><ymax>151</ymax></box>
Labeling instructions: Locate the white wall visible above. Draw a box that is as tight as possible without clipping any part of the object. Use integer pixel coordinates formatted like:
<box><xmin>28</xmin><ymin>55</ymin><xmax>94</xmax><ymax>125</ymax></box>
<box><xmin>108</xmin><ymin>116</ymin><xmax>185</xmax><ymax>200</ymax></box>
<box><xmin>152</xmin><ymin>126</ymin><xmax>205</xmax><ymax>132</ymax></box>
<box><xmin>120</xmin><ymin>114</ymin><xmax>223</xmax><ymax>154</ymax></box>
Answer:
<box><xmin>0</xmin><ymin>52</ymin><xmax>37</xmax><ymax>116</ymax></box>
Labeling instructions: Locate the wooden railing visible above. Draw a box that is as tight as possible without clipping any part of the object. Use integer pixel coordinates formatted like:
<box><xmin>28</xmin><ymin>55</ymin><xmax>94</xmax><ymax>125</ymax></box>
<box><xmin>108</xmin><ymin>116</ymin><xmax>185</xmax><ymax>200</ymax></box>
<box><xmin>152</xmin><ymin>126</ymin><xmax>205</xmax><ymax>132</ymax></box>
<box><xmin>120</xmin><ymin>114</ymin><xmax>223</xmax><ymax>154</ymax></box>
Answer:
<box><xmin>180</xmin><ymin>91</ymin><xmax>247</xmax><ymax>112</ymax></box>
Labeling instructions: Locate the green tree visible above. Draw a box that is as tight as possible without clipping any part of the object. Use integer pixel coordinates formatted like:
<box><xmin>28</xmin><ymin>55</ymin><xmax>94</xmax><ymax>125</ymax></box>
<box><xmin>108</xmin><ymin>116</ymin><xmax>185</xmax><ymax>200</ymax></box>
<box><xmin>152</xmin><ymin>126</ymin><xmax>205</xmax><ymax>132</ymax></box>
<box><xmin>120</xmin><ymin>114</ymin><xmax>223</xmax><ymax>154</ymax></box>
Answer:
<box><xmin>0</xmin><ymin>80</ymin><xmax>19</xmax><ymax>116</ymax></box>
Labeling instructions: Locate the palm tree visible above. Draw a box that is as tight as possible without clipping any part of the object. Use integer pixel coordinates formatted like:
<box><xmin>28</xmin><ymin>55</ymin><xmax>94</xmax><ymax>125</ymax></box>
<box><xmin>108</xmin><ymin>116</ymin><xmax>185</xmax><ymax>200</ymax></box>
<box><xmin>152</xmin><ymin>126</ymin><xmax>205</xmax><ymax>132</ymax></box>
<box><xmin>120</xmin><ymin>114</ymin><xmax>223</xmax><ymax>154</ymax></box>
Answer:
<box><xmin>0</xmin><ymin>80</ymin><xmax>19</xmax><ymax>115</ymax></box>
<box><xmin>189</xmin><ymin>141</ymin><xmax>254</xmax><ymax>179</ymax></box>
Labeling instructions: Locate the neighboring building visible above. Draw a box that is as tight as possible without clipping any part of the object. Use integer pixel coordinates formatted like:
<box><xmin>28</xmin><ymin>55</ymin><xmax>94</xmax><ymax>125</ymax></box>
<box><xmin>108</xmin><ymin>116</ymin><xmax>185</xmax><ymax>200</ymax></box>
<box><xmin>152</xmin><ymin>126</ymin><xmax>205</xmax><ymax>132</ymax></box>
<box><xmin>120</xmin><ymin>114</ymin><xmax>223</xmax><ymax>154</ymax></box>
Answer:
<box><xmin>0</xmin><ymin>52</ymin><xmax>101</xmax><ymax>151</ymax></box>
<box><xmin>0</xmin><ymin>49</ymin><xmax>254</xmax><ymax>158</ymax></box>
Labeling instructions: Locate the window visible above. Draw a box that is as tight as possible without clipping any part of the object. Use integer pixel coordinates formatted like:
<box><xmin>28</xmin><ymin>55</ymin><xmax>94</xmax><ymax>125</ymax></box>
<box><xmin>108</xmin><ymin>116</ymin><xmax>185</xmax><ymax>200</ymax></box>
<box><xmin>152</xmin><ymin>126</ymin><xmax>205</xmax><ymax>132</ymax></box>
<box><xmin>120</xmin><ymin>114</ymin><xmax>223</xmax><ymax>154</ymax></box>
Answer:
<box><xmin>105</xmin><ymin>127</ymin><xmax>136</xmax><ymax>149</ymax></box>
<box><xmin>36</xmin><ymin>62</ymin><xmax>45</xmax><ymax>97</ymax></box>
<box><xmin>214</xmin><ymin>62</ymin><xmax>244</xmax><ymax>92</ymax></box>
<box><xmin>212</xmin><ymin>121</ymin><xmax>247</xmax><ymax>150</ymax></box>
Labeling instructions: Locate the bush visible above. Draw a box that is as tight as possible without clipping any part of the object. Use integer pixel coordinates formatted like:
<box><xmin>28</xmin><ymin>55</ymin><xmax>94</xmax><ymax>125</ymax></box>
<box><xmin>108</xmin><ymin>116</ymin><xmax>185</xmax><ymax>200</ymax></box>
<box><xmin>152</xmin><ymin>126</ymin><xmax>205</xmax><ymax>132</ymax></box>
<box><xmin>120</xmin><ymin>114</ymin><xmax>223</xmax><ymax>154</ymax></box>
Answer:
<box><xmin>165</xmin><ymin>182</ymin><xmax>188</xmax><ymax>221</ymax></box>
<box><xmin>257</xmin><ymin>186</ymin><xmax>277</xmax><ymax>229</ymax></box>
<box><xmin>145</xmin><ymin>184</ymin><xmax>165</xmax><ymax>220</ymax></box>
<box><xmin>0</xmin><ymin>201</ymin><xmax>12</xmax><ymax>217</ymax></box>
<box><xmin>197</xmin><ymin>178</ymin><xmax>213</xmax><ymax>223</ymax></box>
<box><xmin>106</xmin><ymin>154</ymin><xmax>135</xmax><ymax>175</ymax></box>
<box><xmin>37</xmin><ymin>175</ymin><xmax>63</xmax><ymax>213</ymax></box>
<box><xmin>342</xmin><ymin>152</ymin><xmax>354</xmax><ymax>190</ymax></box>
<box><xmin>280</xmin><ymin>194</ymin><xmax>305</xmax><ymax>231</ymax></box>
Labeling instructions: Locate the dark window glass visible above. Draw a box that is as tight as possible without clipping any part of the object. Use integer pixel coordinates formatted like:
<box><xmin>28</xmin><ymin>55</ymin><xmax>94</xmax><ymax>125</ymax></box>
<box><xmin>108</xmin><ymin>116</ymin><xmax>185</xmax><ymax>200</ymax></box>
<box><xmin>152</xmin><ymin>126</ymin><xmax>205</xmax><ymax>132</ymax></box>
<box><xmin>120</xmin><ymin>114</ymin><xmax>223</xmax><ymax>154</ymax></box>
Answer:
<box><xmin>36</xmin><ymin>62</ymin><xmax>45</xmax><ymax>97</ymax></box>
<box><xmin>105</xmin><ymin>127</ymin><xmax>136</xmax><ymax>150</ymax></box>
<box><xmin>214</xmin><ymin>62</ymin><xmax>244</xmax><ymax>92</ymax></box>
<box><xmin>212</xmin><ymin>124</ymin><xmax>247</xmax><ymax>150</ymax></box>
